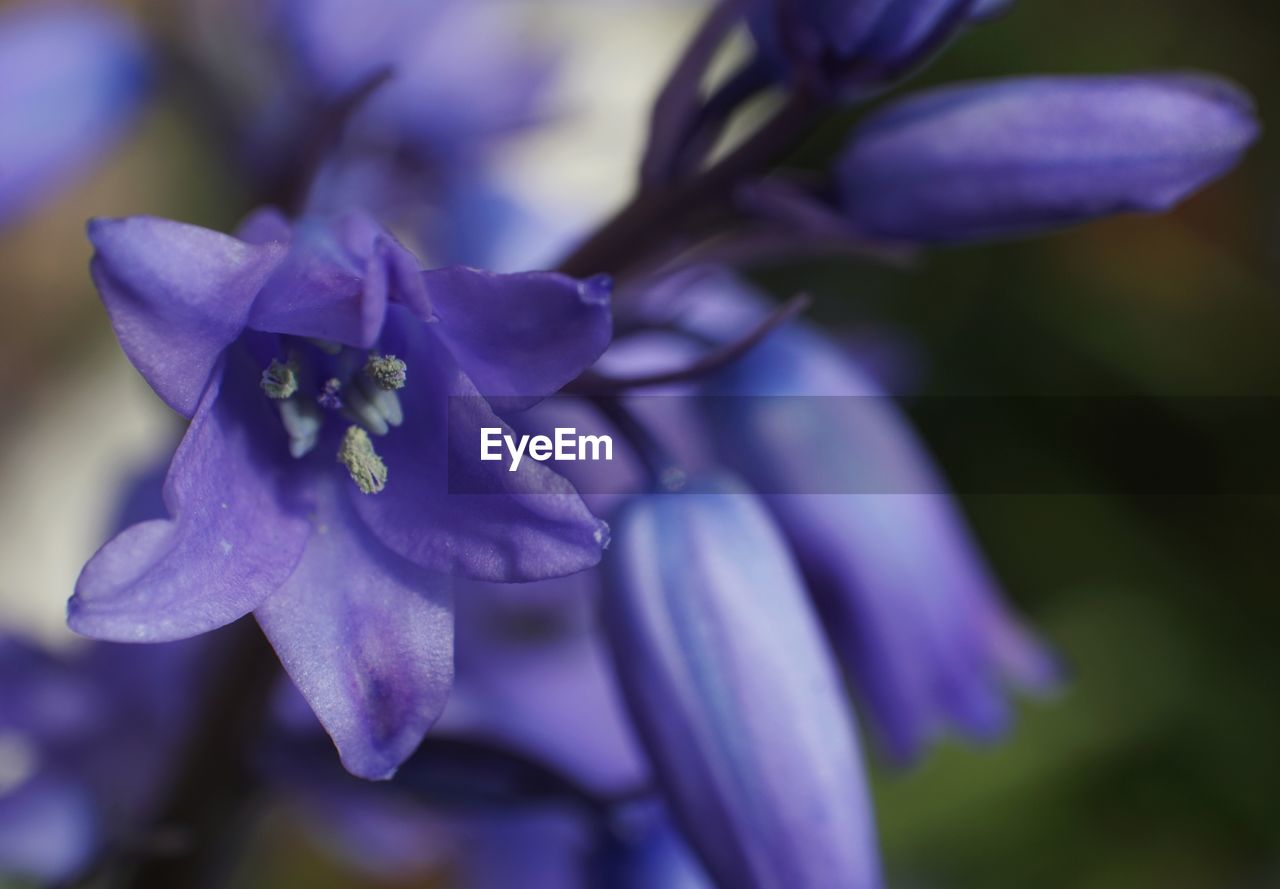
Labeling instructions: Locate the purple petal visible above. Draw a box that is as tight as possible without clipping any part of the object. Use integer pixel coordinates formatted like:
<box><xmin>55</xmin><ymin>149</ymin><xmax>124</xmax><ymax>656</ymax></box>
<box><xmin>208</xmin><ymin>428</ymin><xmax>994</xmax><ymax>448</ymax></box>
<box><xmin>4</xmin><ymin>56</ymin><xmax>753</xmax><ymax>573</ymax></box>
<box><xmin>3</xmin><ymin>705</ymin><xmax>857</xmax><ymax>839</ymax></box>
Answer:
<box><xmin>0</xmin><ymin>773</ymin><xmax>98</xmax><ymax>883</ymax></box>
<box><xmin>255</xmin><ymin>475</ymin><xmax>453</xmax><ymax>780</ymax></box>
<box><xmin>0</xmin><ymin>5</ymin><xmax>148</xmax><ymax>226</ymax></box>
<box><xmin>70</xmin><ymin>350</ymin><xmax>312</xmax><ymax>642</ymax></box>
<box><xmin>838</xmin><ymin>74</ymin><xmax>1259</xmax><ymax>242</ymax></box>
<box><xmin>440</xmin><ymin>572</ymin><xmax>649</xmax><ymax>796</ymax></box>
<box><xmin>352</xmin><ymin>306</ymin><xmax>609</xmax><ymax>582</ymax></box>
<box><xmin>696</xmin><ymin>280</ymin><xmax>1060</xmax><ymax>759</ymax></box>
<box><xmin>246</xmin><ymin>213</ymin><xmax>416</xmax><ymax>349</ymax></box>
<box><xmin>603</xmin><ymin>476</ymin><xmax>882</xmax><ymax>889</ymax></box>
<box><xmin>88</xmin><ymin>217</ymin><xmax>286</xmax><ymax>417</ymax></box>
<box><xmin>425</xmin><ymin>267</ymin><xmax>612</xmax><ymax>409</ymax></box>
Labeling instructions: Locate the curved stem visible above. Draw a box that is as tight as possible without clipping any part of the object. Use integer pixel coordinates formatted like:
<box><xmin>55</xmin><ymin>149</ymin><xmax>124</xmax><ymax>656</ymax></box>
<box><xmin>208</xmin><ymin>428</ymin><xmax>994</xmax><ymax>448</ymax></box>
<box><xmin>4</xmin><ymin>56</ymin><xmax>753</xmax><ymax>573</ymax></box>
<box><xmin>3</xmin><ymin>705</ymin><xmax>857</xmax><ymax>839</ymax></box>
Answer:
<box><xmin>559</xmin><ymin>91</ymin><xmax>822</xmax><ymax>280</ymax></box>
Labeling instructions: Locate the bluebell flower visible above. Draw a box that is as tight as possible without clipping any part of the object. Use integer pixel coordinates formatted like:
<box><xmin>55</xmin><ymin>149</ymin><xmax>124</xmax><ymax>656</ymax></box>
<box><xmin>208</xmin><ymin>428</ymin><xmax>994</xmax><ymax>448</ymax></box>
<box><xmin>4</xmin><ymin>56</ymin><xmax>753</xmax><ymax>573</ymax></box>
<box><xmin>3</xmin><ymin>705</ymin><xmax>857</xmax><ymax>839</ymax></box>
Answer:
<box><xmin>0</xmin><ymin>3</ymin><xmax>148</xmax><ymax>226</ymax></box>
<box><xmin>603</xmin><ymin>474</ymin><xmax>883</xmax><ymax>889</ymax></box>
<box><xmin>0</xmin><ymin>633</ymin><xmax>210</xmax><ymax>884</ymax></box>
<box><xmin>747</xmin><ymin>0</ymin><xmax>980</xmax><ymax>95</ymax></box>
<box><xmin>69</xmin><ymin>206</ymin><xmax>612</xmax><ymax>779</ymax></box>
<box><xmin>675</xmin><ymin>271</ymin><xmax>1060</xmax><ymax>760</ymax></box>
<box><xmin>272</xmin><ymin>0</ymin><xmax>555</xmax><ymax>164</ymax></box>
<box><xmin>836</xmin><ymin>74</ymin><xmax>1260</xmax><ymax>242</ymax></box>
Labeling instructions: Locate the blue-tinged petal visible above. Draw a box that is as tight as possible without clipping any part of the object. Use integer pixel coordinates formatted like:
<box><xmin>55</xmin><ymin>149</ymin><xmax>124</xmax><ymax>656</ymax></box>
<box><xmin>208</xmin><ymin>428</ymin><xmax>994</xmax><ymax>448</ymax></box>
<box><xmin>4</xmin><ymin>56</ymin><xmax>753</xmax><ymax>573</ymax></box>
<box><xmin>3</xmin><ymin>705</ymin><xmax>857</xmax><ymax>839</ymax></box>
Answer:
<box><xmin>246</xmin><ymin>213</ymin><xmax>403</xmax><ymax>349</ymax></box>
<box><xmin>594</xmin><ymin>803</ymin><xmax>713</xmax><ymax>889</ymax></box>
<box><xmin>70</xmin><ymin>349</ymin><xmax>312</xmax><ymax>642</ymax></box>
<box><xmin>603</xmin><ymin>475</ymin><xmax>882</xmax><ymax>889</ymax></box>
<box><xmin>235</xmin><ymin>206</ymin><xmax>294</xmax><ymax>245</ymax></box>
<box><xmin>0</xmin><ymin>5</ymin><xmax>148</xmax><ymax>226</ymax></box>
<box><xmin>352</xmin><ymin>306</ymin><xmax>609</xmax><ymax>582</ymax></box>
<box><xmin>0</xmin><ymin>772</ymin><xmax>99</xmax><ymax>883</ymax></box>
<box><xmin>838</xmin><ymin>74</ymin><xmax>1259</xmax><ymax>242</ymax></box>
<box><xmin>440</xmin><ymin>572</ymin><xmax>649</xmax><ymax>796</ymax></box>
<box><xmin>255</xmin><ymin>475</ymin><xmax>453</xmax><ymax>781</ymax></box>
<box><xmin>425</xmin><ymin>267</ymin><xmax>612</xmax><ymax>409</ymax></box>
<box><xmin>968</xmin><ymin>0</ymin><xmax>1012</xmax><ymax>20</ymax></box>
<box><xmin>88</xmin><ymin>217</ymin><xmax>286</xmax><ymax>417</ymax></box>
<box><xmin>694</xmin><ymin>277</ymin><xmax>1059</xmax><ymax>759</ymax></box>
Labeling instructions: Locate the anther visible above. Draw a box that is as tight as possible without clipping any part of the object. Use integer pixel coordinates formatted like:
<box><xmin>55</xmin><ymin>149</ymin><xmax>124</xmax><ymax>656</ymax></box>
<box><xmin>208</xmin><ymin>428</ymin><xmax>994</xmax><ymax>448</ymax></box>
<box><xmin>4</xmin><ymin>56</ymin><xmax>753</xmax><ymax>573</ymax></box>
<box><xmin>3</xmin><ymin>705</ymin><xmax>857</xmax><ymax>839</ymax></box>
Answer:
<box><xmin>338</xmin><ymin>425</ymin><xmax>388</xmax><ymax>494</ymax></box>
<box><xmin>364</xmin><ymin>354</ymin><xmax>407</xmax><ymax>391</ymax></box>
<box><xmin>260</xmin><ymin>359</ymin><xmax>299</xmax><ymax>399</ymax></box>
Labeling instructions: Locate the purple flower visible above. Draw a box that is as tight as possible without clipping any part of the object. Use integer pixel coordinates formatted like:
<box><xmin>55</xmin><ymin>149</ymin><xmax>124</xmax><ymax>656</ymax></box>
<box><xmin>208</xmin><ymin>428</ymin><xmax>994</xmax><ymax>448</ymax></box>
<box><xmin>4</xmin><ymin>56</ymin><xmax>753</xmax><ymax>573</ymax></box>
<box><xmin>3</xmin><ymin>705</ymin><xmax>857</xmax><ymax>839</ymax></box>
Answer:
<box><xmin>273</xmin><ymin>0</ymin><xmax>555</xmax><ymax>162</ymax></box>
<box><xmin>603</xmin><ymin>474</ymin><xmax>882</xmax><ymax>889</ymax></box>
<box><xmin>69</xmin><ymin>207</ymin><xmax>612</xmax><ymax>778</ymax></box>
<box><xmin>747</xmin><ymin>0</ymin><xmax>978</xmax><ymax>94</ymax></box>
<box><xmin>0</xmin><ymin>634</ymin><xmax>210</xmax><ymax>883</ymax></box>
<box><xmin>685</xmin><ymin>273</ymin><xmax>1059</xmax><ymax>760</ymax></box>
<box><xmin>837</xmin><ymin>74</ymin><xmax>1259</xmax><ymax>242</ymax></box>
<box><xmin>0</xmin><ymin>3</ymin><xmax>148</xmax><ymax>226</ymax></box>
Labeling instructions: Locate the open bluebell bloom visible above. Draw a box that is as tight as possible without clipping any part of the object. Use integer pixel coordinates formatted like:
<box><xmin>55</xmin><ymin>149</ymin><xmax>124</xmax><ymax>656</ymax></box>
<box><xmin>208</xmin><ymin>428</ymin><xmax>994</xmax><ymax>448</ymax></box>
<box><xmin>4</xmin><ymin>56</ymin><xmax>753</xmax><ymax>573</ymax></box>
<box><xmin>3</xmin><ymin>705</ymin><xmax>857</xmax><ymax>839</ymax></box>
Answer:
<box><xmin>603</xmin><ymin>474</ymin><xmax>882</xmax><ymax>889</ymax></box>
<box><xmin>747</xmin><ymin>0</ymin><xmax>979</xmax><ymax>94</ymax></box>
<box><xmin>0</xmin><ymin>3</ymin><xmax>148</xmax><ymax>226</ymax></box>
<box><xmin>837</xmin><ymin>74</ymin><xmax>1260</xmax><ymax>242</ymax></box>
<box><xmin>69</xmin><ymin>207</ymin><xmax>612</xmax><ymax>779</ymax></box>
<box><xmin>673</xmin><ymin>272</ymin><xmax>1059</xmax><ymax>760</ymax></box>
<box><xmin>0</xmin><ymin>634</ymin><xmax>210</xmax><ymax>884</ymax></box>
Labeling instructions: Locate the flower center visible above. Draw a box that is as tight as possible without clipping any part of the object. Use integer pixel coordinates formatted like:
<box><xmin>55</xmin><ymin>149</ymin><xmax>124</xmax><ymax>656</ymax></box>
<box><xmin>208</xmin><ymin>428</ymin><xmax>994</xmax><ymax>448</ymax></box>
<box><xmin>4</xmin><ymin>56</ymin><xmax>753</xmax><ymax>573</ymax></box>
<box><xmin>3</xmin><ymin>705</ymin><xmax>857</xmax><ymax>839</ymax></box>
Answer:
<box><xmin>258</xmin><ymin>340</ymin><xmax>408</xmax><ymax>494</ymax></box>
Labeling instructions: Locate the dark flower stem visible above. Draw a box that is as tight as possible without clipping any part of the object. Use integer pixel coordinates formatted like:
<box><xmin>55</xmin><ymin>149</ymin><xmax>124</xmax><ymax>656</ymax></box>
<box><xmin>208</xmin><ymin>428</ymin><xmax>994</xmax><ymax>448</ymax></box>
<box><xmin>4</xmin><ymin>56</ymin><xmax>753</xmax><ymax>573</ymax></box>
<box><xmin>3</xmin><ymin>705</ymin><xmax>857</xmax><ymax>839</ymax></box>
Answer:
<box><xmin>112</xmin><ymin>619</ymin><xmax>280</xmax><ymax>889</ymax></box>
<box><xmin>559</xmin><ymin>91</ymin><xmax>821</xmax><ymax>280</ymax></box>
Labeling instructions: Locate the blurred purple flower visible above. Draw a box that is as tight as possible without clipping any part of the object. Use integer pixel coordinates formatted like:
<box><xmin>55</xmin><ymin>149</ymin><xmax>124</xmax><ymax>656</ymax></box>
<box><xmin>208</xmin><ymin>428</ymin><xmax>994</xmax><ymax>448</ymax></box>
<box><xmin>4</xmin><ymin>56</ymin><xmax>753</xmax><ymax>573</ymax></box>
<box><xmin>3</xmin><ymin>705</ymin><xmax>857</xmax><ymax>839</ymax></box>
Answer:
<box><xmin>0</xmin><ymin>634</ymin><xmax>210</xmax><ymax>883</ymax></box>
<box><xmin>603</xmin><ymin>474</ymin><xmax>882</xmax><ymax>889</ymax></box>
<box><xmin>272</xmin><ymin>0</ymin><xmax>554</xmax><ymax>163</ymax></box>
<box><xmin>0</xmin><ymin>3</ymin><xmax>148</xmax><ymax>226</ymax></box>
<box><xmin>678</xmin><ymin>272</ymin><xmax>1059</xmax><ymax>760</ymax></box>
<box><xmin>68</xmin><ymin>206</ymin><xmax>612</xmax><ymax>779</ymax></box>
<box><xmin>837</xmin><ymin>74</ymin><xmax>1260</xmax><ymax>242</ymax></box>
<box><xmin>747</xmin><ymin>0</ymin><xmax>979</xmax><ymax>94</ymax></box>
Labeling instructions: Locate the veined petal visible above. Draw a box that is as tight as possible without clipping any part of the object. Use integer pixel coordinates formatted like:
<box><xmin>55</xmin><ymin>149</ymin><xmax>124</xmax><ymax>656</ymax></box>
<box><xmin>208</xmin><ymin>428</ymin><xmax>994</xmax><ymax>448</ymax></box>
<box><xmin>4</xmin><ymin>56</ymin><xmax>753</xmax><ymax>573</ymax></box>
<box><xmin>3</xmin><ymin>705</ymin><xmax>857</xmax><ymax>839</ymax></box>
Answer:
<box><xmin>0</xmin><ymin>5</ymin><xmax>148</xmax><ymax>227</ymax></box>
<box><xmin>352</xmin><ymin>306</ymin><xmax>609</xmax><ymax>582</ymax></box>
<box><xmin>838</xmin><ymin>74</ymin><xmax>1259</xmax><ymax>242</ymax></box>
<box><xmin>70</xmin><ymin>350</ymin><xmax>311</xmax><ymax>642</ymax></box>
<box><xmin>255</xmin><ymin>476</ymin><xmax>453</xmax><ymax>781</ymax></box>
<box><xmin>603</xmin><ymin>476</ymin><xmax>882</xmax><ymax>889</ymax></box>
<box><xmin>88</xmin><ymin>216</ymin><xmax>286</xmax><ymax>417</ymax></box>
<box><xmin>424</xmin><ymin>267</ymin><xmax>612</xmax><ymax>409</ymax></box>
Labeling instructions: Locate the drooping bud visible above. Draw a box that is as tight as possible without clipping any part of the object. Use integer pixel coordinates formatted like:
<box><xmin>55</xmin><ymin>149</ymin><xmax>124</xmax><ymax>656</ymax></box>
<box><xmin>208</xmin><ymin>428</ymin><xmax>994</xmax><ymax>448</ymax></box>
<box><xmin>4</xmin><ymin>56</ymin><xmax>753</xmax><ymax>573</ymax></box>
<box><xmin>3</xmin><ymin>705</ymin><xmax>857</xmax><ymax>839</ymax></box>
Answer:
<box><xmin>337</xmin><ymin>425</ymin><xmax>388</xmax><ymax>494</ymax></box>
<box><xmin>364</xmin><ymin>353</ymin><xmax>407</xmax><ymax>391</ymax></box>
<box><xmin>260</xmin><ymin>358</ymin><xmax>299</xmax><ymax>399</ymax></box>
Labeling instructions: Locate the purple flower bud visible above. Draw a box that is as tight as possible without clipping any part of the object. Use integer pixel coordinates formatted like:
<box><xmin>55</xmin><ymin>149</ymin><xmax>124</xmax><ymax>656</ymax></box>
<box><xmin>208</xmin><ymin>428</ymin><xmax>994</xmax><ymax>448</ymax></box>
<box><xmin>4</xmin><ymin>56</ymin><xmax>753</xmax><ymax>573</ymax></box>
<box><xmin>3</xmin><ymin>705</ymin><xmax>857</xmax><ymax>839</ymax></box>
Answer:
<box><xmin>602</xmin><ymin>475</ymin><xmax>882</xmax><ymax>889</ymax></box>
<box><xmin>690</xmin><ymin>276</ymin><xmax>1060</xmax><ymax>760</ymax></box>
<box><xmin>0</xmin><ymin>4</ymin><xmax>148</xmax><ymax>226</ymax></box>
<box><xmin>748</xmin><ymin>0</ymin><xmax>977</xmax><ymax>94</ymax></box>
<box><xmin>838</xmin><ymin>74</ymin><xmax>1259</xmax><ymax>242</ymax></box>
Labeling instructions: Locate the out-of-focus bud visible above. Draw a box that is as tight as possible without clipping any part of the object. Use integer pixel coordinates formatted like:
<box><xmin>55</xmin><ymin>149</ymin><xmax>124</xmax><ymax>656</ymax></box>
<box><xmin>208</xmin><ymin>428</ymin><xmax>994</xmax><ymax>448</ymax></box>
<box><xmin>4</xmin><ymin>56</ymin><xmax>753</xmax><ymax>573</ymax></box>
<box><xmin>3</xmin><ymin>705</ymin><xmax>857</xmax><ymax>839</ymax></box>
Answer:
<box><xmin>837</xmin><ymin>74</ymin><xmax>1259</xmax><ymax>242</ymax></box>
<box><xmin>0</xmin><ymin>4</ymin><xmax>148</xmax><ymax>226</ymax></box>
<box><xmin>602</xmin><ymin>474</ymin><xmax>882</xmax><ymax>889</ymax></box>
<box><xmin>687</xmin><ymin>275</ymin><xmax>1060</xmax><ymax>760</ymax></box>
<box><xmin>746</xmin><ymin>0</ymin><xmax>977</xmax><ymax>95</ymax></box>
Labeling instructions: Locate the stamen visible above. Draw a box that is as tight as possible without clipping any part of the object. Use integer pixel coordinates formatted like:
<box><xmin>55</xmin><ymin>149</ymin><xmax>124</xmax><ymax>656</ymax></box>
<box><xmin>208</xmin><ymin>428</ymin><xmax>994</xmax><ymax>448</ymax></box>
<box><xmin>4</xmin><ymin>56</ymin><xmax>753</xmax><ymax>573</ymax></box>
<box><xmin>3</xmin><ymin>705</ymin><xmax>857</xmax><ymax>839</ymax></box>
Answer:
<box><xmin>338</xmin><ymin>425</ymin><xmax>388</xmax><ymax>494</ymax></box>
<box><xmin>357</xmin><ymin>373</ymin><xmax>404</xmax><ymax>428</ymax></box>
<box><xmin>279</xmin><ymin>398</ymin><xmax>322</xmax><ymax>458</ymax></box>
<box><xmin>343</xmin><ymin>384</ymin><xmax>390</xmax><ymax>436</ymax></box>
<box><xmin>364</xmin><ymin>353</ymin><xmax>407</xmax><ymax>391</ymax></box>
<box><xmin>307</xmin><ymin>338</ymin><xmax>343</xmax><ymax>355</ymax></box>
<box><xmin>318</xmin><ymin>378</ymin><xmax>344</xmax><ymax>411</ymax></box>
<box><xmin>260</xmin><ymin>359</ymin><xmax>299</xmax><ymax>399</ymax></box>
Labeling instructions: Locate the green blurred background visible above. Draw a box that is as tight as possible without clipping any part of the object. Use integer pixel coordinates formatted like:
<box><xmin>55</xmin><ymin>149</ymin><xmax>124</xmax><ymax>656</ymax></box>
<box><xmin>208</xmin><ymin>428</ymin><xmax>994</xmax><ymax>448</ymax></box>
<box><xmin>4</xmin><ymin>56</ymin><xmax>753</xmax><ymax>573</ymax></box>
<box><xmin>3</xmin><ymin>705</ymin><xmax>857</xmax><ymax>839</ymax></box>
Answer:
<box><xmin>1</xmin><ymin>1</ymin><xmax>1278</xmax><ymax>887</ymax></box>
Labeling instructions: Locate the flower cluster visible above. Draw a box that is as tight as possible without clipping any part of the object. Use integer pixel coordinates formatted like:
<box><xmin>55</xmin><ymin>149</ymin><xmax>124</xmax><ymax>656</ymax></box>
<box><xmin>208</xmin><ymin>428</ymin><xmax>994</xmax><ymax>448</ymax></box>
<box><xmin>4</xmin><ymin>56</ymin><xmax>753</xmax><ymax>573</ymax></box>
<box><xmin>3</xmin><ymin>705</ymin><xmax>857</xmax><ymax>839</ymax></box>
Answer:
<box><xmin>0</xmin><ymin>0</ymin><xmax>1261</xmax><ymax>886</ymax></box>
